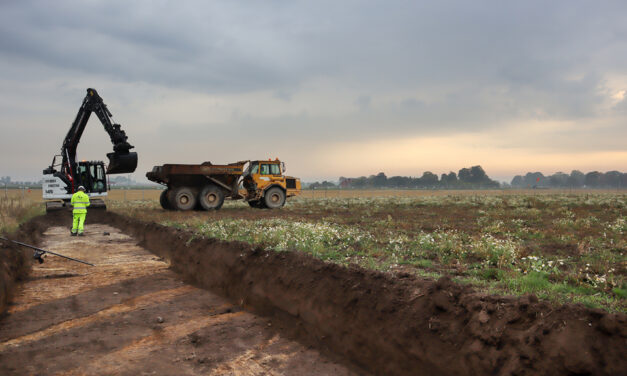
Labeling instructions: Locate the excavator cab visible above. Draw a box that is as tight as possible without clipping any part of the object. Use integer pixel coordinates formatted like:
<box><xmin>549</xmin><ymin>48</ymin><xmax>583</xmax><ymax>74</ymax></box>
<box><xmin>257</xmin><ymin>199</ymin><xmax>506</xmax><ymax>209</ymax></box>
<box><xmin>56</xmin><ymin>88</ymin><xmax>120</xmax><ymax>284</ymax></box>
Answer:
<box><xmin>106</xmin><ymin>151</ymin><xmax>138</xmax><ymax>174</ymax></box>
<box><xmin>76</xmin><ymin>161</ymin><xmax>107</xmax><ymax>193</ymax></box>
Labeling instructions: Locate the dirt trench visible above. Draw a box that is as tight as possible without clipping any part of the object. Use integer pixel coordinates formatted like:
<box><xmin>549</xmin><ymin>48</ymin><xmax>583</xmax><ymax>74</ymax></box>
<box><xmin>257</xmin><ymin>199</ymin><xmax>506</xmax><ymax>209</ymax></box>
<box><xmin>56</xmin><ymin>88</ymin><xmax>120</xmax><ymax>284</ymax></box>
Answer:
<box><xmin>2</xmin><ymin>212</ymin><xmax>627</xmax><ymax>375</ymax></box>
<box><xmin>0</xmin><ymin>215</ymin><xmax>358</xmax><ymax>375</ymax></box>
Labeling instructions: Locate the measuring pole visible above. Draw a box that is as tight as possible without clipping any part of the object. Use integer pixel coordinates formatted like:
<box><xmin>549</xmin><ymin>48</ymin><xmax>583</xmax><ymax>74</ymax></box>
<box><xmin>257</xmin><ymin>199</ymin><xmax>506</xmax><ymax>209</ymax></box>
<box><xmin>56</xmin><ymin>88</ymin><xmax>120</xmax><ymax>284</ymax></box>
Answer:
<box><xmin>0</xmin><ymin>236</ymin><xmax>95</xmax><ymax>266</ymax></box>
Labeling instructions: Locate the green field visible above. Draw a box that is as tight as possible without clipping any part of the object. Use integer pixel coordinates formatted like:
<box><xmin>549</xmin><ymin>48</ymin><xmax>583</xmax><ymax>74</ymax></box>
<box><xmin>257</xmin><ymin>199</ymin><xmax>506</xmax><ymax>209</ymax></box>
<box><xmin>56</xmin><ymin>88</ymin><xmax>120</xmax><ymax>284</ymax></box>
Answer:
<box><xmin>106</xmin><ymin>192</ymin><xmax>627</xmax><ymax>312</ymax></box>
<box><xmin>2</xmin><ymin>189</ymin><xmax>625</xmax><ymax>312</ymax></box>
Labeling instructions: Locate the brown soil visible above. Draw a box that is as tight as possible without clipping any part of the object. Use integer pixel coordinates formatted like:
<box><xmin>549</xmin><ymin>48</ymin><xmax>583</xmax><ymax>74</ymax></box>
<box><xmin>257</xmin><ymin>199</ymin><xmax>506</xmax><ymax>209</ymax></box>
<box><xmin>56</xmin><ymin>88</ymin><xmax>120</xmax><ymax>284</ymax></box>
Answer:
<box><xmin>93</xmin><ymin>211</ymin><xmax>626</xmax><ymax>376</ymax></box>
<box><xmin>1</xmin><ymin>212</ymin><xmax>626</xmax><ymax>375</ymax></box>
<box><xmin>0</xmin><ymin>215</ymin><xmax>358</xmax><ymax>376</ymax></box>
<box><xmin>0</xmin><ymin>218</ymin><xmax>50</xmax><ymax>315</ymax></box>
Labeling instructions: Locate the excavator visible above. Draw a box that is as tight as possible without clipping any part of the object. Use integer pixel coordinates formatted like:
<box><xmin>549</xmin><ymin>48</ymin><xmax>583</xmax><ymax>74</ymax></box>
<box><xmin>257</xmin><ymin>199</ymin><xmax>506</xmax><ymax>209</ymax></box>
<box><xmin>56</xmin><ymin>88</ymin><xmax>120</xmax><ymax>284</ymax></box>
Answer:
<box><xmin>42</xmin><ymin>88</ymin><xmax>138</xmax><ymax>212</ymax></box>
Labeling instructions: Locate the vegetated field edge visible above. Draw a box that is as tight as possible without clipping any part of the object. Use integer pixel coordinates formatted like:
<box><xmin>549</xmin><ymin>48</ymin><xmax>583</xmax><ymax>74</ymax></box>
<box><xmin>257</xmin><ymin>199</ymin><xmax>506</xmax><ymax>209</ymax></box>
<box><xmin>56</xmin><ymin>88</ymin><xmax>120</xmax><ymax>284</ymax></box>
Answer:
<box><xmin>107</xmin><ymin>192</ymin><xmax>626</xmax><ymax>313</ymax></box>
<box><xmin>5</xmin><ymin>189</ymin><xmax>624</xmax><ymax>312</ymax></box>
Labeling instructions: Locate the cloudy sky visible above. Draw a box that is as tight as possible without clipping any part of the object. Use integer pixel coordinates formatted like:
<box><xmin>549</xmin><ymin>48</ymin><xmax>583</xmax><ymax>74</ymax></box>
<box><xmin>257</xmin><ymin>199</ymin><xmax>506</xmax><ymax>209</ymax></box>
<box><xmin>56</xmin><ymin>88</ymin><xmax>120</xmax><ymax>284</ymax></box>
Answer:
<box><xmin>1</xmin><ymin>0</ymin><xmax>625</xmax><ymax>182</ymax></box>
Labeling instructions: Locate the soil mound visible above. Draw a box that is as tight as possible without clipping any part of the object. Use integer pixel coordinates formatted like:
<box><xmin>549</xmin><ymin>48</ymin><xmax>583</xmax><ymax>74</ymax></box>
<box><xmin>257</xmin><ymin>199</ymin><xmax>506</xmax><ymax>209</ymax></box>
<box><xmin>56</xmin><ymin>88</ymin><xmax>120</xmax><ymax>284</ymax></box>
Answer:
<box><xmin>90</xmin><ymin>211</ymin><xmax>626</xmax><ymax>376</ymax></box>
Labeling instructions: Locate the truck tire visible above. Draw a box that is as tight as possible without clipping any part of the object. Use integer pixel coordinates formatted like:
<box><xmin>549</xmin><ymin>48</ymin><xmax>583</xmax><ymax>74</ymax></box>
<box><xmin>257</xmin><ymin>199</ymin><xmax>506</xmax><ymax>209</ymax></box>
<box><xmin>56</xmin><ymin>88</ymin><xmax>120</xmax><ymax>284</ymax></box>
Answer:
<box><xmin>168</xmin><ymin>187</ymin><xmax>196</xmax><ymax>211</ymax></box>
<box><xmin>160</xmin><ymin>190</ymin><xmax>172</xmax><ymax>210</ymax></box>
<box><xmin>199</xmin><ymin>185</ymin><xmax>225</xmax><ymax>210</ymax></box>
<box><xmin>264</xmin><ymin>187</ymin><xmax>286</xmax><ymax>209</ymax></box>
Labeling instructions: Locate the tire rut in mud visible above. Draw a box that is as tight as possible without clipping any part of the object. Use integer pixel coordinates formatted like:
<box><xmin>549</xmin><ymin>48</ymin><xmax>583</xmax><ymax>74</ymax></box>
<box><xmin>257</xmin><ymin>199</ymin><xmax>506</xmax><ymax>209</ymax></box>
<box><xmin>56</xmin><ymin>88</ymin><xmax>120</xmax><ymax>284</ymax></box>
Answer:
<box><xmin>81</xmin><ymin>210</ymin><xmax>627</xmax><ymax>376</ymax></box>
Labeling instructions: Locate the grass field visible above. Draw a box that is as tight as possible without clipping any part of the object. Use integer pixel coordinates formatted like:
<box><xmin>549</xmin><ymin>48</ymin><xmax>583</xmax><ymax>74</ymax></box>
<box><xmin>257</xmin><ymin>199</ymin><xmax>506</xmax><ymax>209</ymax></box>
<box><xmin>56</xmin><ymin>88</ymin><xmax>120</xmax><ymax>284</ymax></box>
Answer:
<box><xmin>3</xmin><ymin>188</ymin><xmax>626</xmax><ymax>312</ymax></box>
<box><xmin>0</xmin><ymin>193</ymin><xmax>43</xmax><ymax>233</ymax></box>
<box><xmin>105</xmin><ymin>190</ymin><xmax>626</xmax><ymax>313</ymax></box>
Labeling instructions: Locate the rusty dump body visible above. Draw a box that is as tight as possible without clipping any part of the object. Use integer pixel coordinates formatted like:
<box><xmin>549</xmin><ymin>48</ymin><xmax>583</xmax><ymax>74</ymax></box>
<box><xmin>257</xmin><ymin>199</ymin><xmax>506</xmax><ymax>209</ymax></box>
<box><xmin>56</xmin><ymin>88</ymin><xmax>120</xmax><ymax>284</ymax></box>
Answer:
<box><xmin>146</xmin><ymin>160</ymin><xmax>301</xmax><ymax>211</ymax></box>
<box><xmin>146</xmin><ymin>161</ymin><xmax>246</xmax><ymax>196</ymax></box>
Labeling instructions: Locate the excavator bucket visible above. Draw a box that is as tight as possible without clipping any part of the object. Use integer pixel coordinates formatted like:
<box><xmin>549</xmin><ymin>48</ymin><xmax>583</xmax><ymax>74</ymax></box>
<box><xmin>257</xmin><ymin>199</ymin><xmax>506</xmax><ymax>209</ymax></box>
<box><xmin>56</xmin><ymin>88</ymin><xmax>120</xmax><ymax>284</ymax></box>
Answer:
<box><xmin>106</xmin><ymin>151</ymin><xmax>138</xmax><ymax>174</ymax></box>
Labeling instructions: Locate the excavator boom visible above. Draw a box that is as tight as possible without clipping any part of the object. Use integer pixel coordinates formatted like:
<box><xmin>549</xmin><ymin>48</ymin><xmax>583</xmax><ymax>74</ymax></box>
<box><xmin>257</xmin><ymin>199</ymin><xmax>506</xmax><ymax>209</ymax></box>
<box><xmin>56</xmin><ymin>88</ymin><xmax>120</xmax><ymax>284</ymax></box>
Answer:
<box><xmin>61</xmin><ymin>88</ymin><xmax>137</xmax><ymax>175</ymax></box>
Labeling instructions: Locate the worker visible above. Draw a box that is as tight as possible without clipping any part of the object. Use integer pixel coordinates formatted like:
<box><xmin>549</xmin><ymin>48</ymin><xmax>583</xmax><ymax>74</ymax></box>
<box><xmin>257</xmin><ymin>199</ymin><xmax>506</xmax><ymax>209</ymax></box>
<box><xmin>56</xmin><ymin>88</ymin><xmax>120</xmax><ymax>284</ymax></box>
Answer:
<box><xmin>70</xmin><ymin>186</ymin><xmax>90</xmax><ymax>236</ymax></box>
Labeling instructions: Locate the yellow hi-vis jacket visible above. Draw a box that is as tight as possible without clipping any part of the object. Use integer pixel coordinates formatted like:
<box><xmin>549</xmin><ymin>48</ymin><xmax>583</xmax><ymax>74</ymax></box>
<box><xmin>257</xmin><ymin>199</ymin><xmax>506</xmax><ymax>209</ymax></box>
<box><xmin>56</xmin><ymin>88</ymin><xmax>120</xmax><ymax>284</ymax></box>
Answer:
<box><xmin>70</xmin><ymin>191</ymin><xmax>90</xmax><ymax>213</ymax></box>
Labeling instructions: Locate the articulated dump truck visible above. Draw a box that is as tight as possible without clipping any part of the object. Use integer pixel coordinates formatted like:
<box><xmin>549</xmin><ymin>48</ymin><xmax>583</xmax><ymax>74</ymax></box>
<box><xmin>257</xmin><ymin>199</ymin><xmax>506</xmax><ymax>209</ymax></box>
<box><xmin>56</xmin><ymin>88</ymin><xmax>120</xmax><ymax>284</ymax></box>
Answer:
<box><xmin>146</xmin><ymin>159</ymin><xmax>301</xmax><ymax>210</ymax></box>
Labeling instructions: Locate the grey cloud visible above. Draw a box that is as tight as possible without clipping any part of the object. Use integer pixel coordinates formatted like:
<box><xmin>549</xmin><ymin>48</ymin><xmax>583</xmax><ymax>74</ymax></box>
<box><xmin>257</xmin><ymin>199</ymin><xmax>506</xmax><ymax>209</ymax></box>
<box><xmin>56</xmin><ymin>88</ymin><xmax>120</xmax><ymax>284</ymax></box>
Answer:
<box><xmin>355</xmin><ymin>95</ymin><xmax>371</xmax><ymax>111</ymax></box>
<box><xmin>3</xmin><ymin>1</ymin><xmax>625</xmax><ymax>97</ymax></box>
<box><xmin>273</xmin><ymin>90</ymin><xmax>293</xmax><ymax>102</ymax></box>
<box><xmin>1</xmin><ymin>0</ymin><xmax>626</xmax><ymax>179</ymax></box>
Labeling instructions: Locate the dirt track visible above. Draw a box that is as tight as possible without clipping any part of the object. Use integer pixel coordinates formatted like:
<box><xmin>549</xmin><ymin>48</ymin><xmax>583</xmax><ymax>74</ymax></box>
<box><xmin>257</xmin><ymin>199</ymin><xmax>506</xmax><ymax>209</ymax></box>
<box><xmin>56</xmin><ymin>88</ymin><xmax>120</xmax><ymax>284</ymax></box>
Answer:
<box><xmin>0</xmin><ymin>223</ymin><xmax>358</xmax><ymax>375</ymax></box>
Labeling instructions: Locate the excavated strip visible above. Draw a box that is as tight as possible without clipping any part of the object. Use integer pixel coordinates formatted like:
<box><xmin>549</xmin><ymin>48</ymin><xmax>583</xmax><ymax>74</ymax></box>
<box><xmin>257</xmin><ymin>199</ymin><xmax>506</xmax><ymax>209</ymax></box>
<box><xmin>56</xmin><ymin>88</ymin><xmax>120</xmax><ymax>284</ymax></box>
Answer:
<box><xmin>8</xmin><ymin>226</ymin><xmax>169</xmax><ymax>314</ymax></box>
<box><xmin>0</xmin><ymin>286</ymin><xmax>194</xmax><ymax>350</ymax></box>
<box><xmin>62</xmin><ymin>311</ymin><xmax>245</xmax><ymax>376</ymax></box>
<box><xmin>0</xmin><ymin>215</ymin><xmax>358</xmax><ymax>376</ymax></box>
<box><xmin>89</xmin><ymin>211</ymin><xmax>627</xmax><ymax>376</ymax></box>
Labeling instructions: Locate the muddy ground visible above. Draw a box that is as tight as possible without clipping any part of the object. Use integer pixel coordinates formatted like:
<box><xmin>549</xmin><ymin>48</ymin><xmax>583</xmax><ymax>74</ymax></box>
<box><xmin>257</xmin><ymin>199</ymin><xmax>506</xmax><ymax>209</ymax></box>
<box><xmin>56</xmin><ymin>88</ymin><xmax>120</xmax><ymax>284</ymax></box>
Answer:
<box><xmin>1</xmin><ymin>212</ymin><xmax>626</xmax><ymax>375</ymax></box>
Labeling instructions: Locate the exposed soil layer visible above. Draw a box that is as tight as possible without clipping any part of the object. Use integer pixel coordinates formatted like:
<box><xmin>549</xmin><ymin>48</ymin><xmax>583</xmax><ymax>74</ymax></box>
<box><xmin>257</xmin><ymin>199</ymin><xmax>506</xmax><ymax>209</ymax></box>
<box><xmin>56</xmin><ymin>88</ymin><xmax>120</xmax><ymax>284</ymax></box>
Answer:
<box><xmin>88</xmin><ymin>210</ymin><xmax>627</xmax><ymax>376</ymax></box>
<box><xmin>0</xmin><ymin>216</ymin><xmax>358</xmax><ymax>375</ymax></box>
<box><xmin>0</xmin><ymin>216</ymin><xmax>52</xmax><ymax>314</ymax></box>
<box><xmin>2</xmin><ymin>212</ymin><xmax>626</xmax><ymax>375</ymax></box>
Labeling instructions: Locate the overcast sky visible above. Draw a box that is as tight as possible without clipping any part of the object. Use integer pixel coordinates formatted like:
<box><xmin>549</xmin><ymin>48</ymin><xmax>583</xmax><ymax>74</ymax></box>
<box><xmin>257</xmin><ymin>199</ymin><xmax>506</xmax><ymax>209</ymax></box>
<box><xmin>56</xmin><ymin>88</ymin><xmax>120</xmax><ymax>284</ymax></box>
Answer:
<box><xmin>1</xmin><ymin>0</ymin><xmax>625</xmax><ymax>182</ymax></box>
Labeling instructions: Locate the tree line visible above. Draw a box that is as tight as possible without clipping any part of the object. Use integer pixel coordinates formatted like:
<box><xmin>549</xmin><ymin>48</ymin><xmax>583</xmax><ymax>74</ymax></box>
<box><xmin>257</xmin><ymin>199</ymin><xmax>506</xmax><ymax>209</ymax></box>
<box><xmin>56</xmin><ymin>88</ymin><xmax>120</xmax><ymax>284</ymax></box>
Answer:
<box><xmin>510</xmin><ymin>170</ymin><xmax>627</xmax><ymax>189</ymax></box>
<box><xmin>309</xmin><ymin>165</ymin><xmax>500</xmax><ymax>189</ymax></box>
<box><xmin>307</xmin><ymin>167</ymin><xmax>627</xmax><ymax>189</ymax></box>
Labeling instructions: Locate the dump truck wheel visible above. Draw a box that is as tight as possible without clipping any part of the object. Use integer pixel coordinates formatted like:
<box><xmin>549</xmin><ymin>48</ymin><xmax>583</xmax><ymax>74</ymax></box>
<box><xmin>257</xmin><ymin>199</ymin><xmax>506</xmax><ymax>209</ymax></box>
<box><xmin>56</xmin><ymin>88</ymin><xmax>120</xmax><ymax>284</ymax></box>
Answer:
<box><xmin>264</xmin><ymin>187</ymin><xmax>285</xmax><ymax>209</ymax></box>
<box><xmin>160</xmin><ymin>190</ymin><xmax>172</xmax><ymax>210</ymax></box>
<box><xmin>169</xmin><ymin>187</ymin><xmax>196</xmax><ymax>211</ymax></box>
<box><xmin>199</xmin><ymin>185</ymin><xmax>225</xmax><ymax>210</ymax></box>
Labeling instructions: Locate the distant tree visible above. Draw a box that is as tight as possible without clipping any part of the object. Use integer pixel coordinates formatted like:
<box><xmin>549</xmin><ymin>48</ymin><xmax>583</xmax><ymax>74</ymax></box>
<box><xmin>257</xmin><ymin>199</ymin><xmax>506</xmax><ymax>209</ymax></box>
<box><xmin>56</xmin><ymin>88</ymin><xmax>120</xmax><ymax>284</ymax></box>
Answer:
<box><xmin>469</xmin><ymin>166</ymin><xmax>488</xmax><ymax>183</ymax></box>
<box><xmin>419</xmin><ymin>171</ymin><xmax>439</xmax><ymax>187</ymax></box>
<box><xmin>440</xmin><ymin>171</ymin><xmax>458</xmax><ymax>187</ymax></box>
<box><xmin>454</xmin><ymin>165</ymin><xmax>498</xmax><ymax>188</ymax></box>
<box><xmin>458</xmin><ymin>168</ymin><xmax>471</xmax><ymax>183</ymax></box>
<box><xmin>548</xmin><ymin>172</ymin><xmax>569</xmax><ymax>187</ymax></box>
<box><xmin>524</xmin><ymin>172</ymin><xmax>545</xmax><ymax>187</ymax></box>
<box><xmin>310</xmin><ymin>181</ymin><xmax>337</xmax><ymax>189</ymax></box>
<box><xmin>352</xmin><ymin>176</ymin><xmax>368</xmax><ymax>188</ymax></box>
<box><xmin>568</xmin><ymin>170</ymin><xmax>585</xmax><ymax>188</ymax></box>
<box><xmin>511</xmin><ymin>175</ymin><xmax>524</xmax><ymax>187</ymax></box>
<box><xmin>602</xmin><ymin>171</ymin><xmax>622</xmax><ymax>187</ymax></box>
<box><xmin>388</xmin><ymin>176</ymin><xmax>412</xmax><ymax>188</ymax></box>
<box><xmin>371</xmin><ymin>172</ymin><xmax>387</xmax><ymax>187</ymax></box>
<box><xmin>584</xmin><ymin>171</ymin><xmax>602</xmax><ymax>187</ymax></box>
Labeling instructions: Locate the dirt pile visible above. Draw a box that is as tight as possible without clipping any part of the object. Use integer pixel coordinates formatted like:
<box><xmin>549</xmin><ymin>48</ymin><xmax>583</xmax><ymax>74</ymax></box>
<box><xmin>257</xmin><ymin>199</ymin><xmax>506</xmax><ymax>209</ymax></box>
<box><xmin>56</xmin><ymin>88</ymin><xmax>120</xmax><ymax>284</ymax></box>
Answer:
<box><xmin>0</xmin><ymin>215</ymin><xmax>56</xmax><ymax>314</ymax></box>
<box><xmin>89</xmin><ymin>211</ymin><xmax>625</xmax><ymax>376</ymax></box>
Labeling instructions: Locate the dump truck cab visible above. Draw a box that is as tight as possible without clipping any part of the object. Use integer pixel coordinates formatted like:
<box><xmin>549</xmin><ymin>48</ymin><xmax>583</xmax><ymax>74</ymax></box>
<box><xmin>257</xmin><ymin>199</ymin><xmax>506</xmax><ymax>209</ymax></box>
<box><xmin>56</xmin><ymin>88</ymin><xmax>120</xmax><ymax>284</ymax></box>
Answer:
<box><xmin>241</xmin><ymin>159</ymin><xmax>301</xmax><ymax>208</ymax></box>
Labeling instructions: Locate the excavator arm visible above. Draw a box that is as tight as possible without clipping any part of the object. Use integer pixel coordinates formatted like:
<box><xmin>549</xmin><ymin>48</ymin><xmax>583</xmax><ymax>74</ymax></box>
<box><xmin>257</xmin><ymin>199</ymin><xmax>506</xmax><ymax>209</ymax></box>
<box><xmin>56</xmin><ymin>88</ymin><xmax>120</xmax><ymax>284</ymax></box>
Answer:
<box><xmin>57</xmin><ymin>88</ymin><xmax>138</xmax><ymax>178</ymax></box>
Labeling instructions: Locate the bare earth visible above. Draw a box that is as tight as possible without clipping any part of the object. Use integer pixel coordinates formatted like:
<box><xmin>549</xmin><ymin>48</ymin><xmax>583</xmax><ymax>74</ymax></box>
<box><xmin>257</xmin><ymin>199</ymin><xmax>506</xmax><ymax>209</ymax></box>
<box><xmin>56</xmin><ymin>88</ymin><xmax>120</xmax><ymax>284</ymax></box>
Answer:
<box><xmin>0</xmin><ymin>224</ymin><xmax>357</xmax><ymax>376</ymax></box>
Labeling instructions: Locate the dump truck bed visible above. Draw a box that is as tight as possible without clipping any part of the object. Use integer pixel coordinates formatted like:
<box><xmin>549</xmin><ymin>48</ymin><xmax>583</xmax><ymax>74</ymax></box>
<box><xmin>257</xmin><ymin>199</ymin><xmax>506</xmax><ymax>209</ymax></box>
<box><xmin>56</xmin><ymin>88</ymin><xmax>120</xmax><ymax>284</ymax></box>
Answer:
<box><xmin>146</xmin><ymin>162</ymin><xmax>246</xmax><ymax>185</ymax></box>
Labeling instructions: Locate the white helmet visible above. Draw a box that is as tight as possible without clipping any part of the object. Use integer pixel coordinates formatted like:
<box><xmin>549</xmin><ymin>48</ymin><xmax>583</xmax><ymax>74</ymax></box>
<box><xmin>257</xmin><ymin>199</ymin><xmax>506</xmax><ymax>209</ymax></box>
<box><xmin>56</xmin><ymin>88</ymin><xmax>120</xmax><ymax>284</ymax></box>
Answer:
<box><xmin>77</xmin><ymin>186</ymin><xmax>86</xmax><ymax>191</ymax></box>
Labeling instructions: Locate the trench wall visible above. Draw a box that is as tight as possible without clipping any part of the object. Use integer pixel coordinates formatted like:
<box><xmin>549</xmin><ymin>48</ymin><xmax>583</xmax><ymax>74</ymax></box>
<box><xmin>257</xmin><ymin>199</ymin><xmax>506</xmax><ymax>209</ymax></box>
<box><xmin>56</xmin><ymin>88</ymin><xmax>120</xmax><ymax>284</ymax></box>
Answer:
<box><xmin>0</xmin><ymin>216</ymin><xmax>52</xmax><ymax>315</ymax></box>
<box><xmin>88</xmin><ymin>211</ymin><xmax>626</xmax><ymax>376</ymax></box>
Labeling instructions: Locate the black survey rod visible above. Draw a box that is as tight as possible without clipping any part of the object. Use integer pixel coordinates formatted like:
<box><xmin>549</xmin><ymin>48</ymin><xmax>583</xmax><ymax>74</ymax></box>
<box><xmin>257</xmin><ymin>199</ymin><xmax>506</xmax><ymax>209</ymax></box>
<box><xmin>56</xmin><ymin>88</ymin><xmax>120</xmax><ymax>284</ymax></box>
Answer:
<box><xmin>0</xmin><ymin>236</ymin><xmax>95</xmax><ymax>266</ymax></box>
